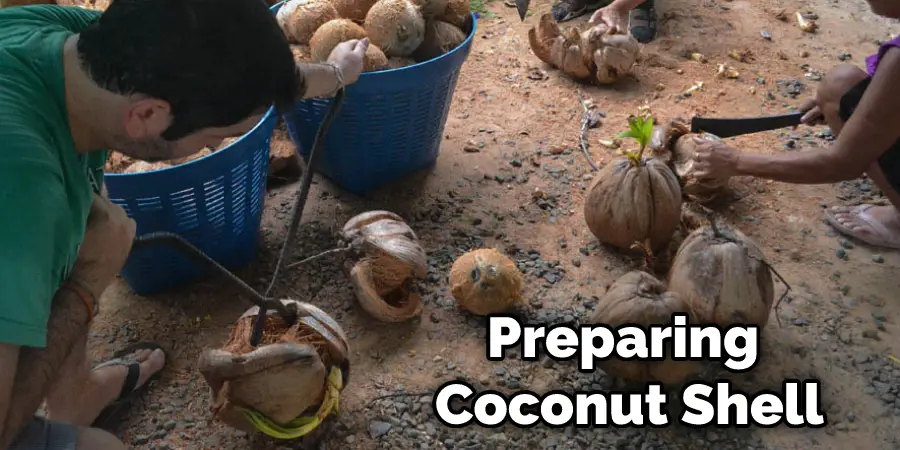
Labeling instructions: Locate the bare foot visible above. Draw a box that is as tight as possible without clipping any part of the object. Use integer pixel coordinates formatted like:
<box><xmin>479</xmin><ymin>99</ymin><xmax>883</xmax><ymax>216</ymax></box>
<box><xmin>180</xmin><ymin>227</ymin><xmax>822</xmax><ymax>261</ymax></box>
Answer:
<box><xmin>824</xmin><ymin>204</ymin><xmax>900</xmax><ymax>249</ymax></box>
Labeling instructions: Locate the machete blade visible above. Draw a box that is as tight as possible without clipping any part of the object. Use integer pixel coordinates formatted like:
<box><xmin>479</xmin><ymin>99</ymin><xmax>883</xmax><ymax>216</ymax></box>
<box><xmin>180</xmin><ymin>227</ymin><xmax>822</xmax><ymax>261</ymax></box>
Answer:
<box><xmin>515</xmin><ymin>0</ymin><xmax>530</xmax><ymax>21</ymax></box>
<box><xmin>690</xmin><ymin>112</ymin><xmax>804</xmax><ymax>138</ymax></box>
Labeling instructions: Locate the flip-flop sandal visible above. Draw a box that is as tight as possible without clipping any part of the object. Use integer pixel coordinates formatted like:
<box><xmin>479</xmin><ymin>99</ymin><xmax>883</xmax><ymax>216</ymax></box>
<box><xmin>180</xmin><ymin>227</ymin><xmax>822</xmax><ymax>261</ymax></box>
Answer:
<box><xmin>551</xmin><ymin>0</ymin><xmax>610</xmax><ymax>22</ymax></box>
<box><xmin>629</xmin><ymin>0</ymin><xmax>658</xmax><ymax>43</ymax></box>
<box><xmin>824</xmin><ymin>204</ymin><xmax>900</xmax><ymax>250</ymax></box>
<box><xmin>90</xmin><ymin>342</ymin><xmax>168</xmax><ymax>431</ymax></box>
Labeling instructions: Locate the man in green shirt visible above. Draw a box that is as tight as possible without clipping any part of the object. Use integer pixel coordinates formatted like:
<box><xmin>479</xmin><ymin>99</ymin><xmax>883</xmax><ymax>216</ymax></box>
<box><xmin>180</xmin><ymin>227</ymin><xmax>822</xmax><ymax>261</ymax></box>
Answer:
<box><xmin>0</xmin><ymin>0</ymin><xmax>368</xmax><ymax>448</ymax></box>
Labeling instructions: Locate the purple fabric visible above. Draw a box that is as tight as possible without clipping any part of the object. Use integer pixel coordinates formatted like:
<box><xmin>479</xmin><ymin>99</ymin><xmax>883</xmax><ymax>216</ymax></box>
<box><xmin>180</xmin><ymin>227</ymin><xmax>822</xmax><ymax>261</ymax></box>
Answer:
<box><xmin>867</xmin><ymin>35</ymin><xmax>900</xmax><ymax>76</ymax></box>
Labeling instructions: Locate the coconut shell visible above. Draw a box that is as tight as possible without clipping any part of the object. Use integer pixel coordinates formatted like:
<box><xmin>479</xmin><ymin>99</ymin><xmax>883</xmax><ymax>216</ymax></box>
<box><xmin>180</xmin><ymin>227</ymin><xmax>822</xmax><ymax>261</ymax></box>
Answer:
<box><xmin>412</xmin><ymin>20</ymin><xmax>465</xmax><ymax>62</ymax></box>
<box><xmin>309</xmin><ymin>19</ymin><xmax>369</xmax><ymax>62</ymax></box>
<box><xmin>648</xmin><ymin>118</ymin><xmax>690</xmax><ymax>164</ymax></box>
<box><xmin>330</xmin><ymin>0</ymin><xmax>379</xmax><ymax>22</ymax></box>
<box><xmin>672</xmin><ymin>133</ymin><xmax>728</xmax><ymax>203</ymax></box>
<box><xmin>449</xmin><ymin>248</ymin><xmax>524</xmax><ymax>316</ymax></box>
<box><xmin>364</xmin><ymin>44</ymin><xmax>390</xmax><ymax>71</ymax></box>
<box><xmin>439</xmin><ymin>0</ymin><xmax>469</xmax><ymax>29</ymax></box>
<box><xmin>584</xmin><ymin>156</ymin><xmax>682</xmax><ymax>252</ymax></box>
<box><xmin>364</xmin><ymin>0</ymin><xmax>426</xmax><ymax>57</ymax></box>
<box><xmin>350</xmin><ymin>259</ymin><xmax>424</xmax><ymax>321</ymax></box>
<box><xmin>277</xmin><ymin>0</ymin><xmax>340</xmax><ymax>45</ymax></box>
<box><xmin>587</xmin><ymin>271</ymin><xmax>702</xmax><ymax>385</ymax></box>
<box><xmin>667</xmin><ymin>225</ymin><xmax>775</xmax><ymax>328</ymax></box>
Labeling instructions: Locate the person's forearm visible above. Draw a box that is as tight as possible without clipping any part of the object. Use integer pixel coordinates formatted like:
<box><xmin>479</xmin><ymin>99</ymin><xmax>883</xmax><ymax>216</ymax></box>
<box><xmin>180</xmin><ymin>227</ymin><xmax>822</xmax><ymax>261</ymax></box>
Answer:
<box><xmin>296</xmin><ymin>62</ymin><xmax>343</xmax><ymax>99</ymax></box>
<box><xmin>735</xmin><ymin>148</ymin><xmax>862</xmax><ymax>184</ymax></box>
<box><xmin>0</xmin><ymin>289</ymin><xmax>90</xmax><ymax>449</ymax></box>
<box><xmin>609</xmin><ymin>0</ymin><xmax>645</xmax><ymax>11</ymax></box>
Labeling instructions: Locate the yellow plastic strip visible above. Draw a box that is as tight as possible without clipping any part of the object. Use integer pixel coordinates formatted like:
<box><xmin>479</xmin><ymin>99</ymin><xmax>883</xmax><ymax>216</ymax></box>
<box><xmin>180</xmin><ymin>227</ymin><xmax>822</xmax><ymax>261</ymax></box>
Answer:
<box><xmin>239</xmin><ymin>366</ymin><xmax>343</xmax><ymax>440</ymax></box>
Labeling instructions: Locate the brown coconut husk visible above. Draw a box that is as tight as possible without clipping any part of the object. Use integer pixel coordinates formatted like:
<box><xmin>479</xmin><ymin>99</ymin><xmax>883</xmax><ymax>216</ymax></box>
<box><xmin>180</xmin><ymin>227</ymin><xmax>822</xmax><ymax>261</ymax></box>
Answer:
<box><xmin>276</xmin><ymin>0</ymin><xmax>340</xmax><ymax>45</ymax></box>
<box><xmin>648</xmin><ymin>118</ymin><xmax>691</xmax><ymax>165</ymax></box>
<box><xmin>528</xmin><ymin>14</ymin><xmax>639</xmax><ymax>85</ymax></box>
<box><xmin>364</xmin><ymin>44</ymin><xmax>390</xmax><ymax>72</ymax></box>
<box><xmin>342</xmin><ymin>211</ymin><xmax>428</xmax><ymax>322</ymax></box>
<box><xmin>449</xmin><ymin>248</ymin><xmax>524</xmax><ymax>316</ymax></box>
<box><xmin>439</xmin><ymin>0</ymin><xmax>470</xmax><ymax>30</ymax></box>
<box><xmin>671</xmin><ymin>133</ymin><xmax>729</xmax><ymax>203</ymax></box>
<box><xmin>412</xmin><ymin>20</ymin><xmax>466</xmax><ymax>62</ymax></box>
<box><xmin>588</xmin><ymin>271</ymin><xmax>703</xmax><ymax>385</ymax></box>
<box><xmin>364</xmin><ymin>0</ymin><xmax>426</xmax><ymax>57</ymax></box>
<box><xmin>198</xmin><ymin>300</ymin><xmax>349</xmax><ymax>433</ymax></box>
<box><xmin>330</xmin><ymin>0</ymin><xmax>380</xmax><ymax>22</ymax></box>
<box><xmin>309</xmin><ymin>19</ymin><xmax>369</xmax><ymax>62</ymax></box>
<box><xmin>667</xmin><ymin>223</ymin><xmax>775</xmax><ymax>328</ymax></box>
<box><xmin>584</xmin><ymin>156</ymin><xmax>682</xmax><ymax>252</ymax></box>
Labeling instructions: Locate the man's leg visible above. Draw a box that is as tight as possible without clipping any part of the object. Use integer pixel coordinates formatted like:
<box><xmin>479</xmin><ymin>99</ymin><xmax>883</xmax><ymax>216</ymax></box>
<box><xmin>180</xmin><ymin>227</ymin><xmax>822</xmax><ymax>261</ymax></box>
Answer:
<box><xmin>43</xmin><ymin>331</ymin><xmax>165</xmax><ymax>427</ymax></box>
<box><xmin>9</xmin><ymin>416</ymin><xmax>125</xmax><ymax>450</ymax></box>
<box><xmin>817</xmin><ymin>64</ymin><xmax>900</xmax><ymax>248</ymax></box>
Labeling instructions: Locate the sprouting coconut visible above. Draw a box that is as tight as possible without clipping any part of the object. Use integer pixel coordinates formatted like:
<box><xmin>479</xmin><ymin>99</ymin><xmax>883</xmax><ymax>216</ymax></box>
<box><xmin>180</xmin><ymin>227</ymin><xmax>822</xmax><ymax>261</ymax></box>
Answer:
<box><xmin>276</xmin><ymin>0</ymin><xmax>340</xmax><ymax>45</ymax></box>
<box><xmin>667</xmin><ymin>222</ymin><xmax>776</xmax><ymax>328</ymax></box>
<box><xmin>198</xmin><ymin>300</ymin><xmax>349</xmax><ymax>444</ymax></box>
<box><xmin>341</xmin><ymin>211</ymin><xmax>428</xmax><ymax>322</ymax></box>
<box><xmin>449</xmin><ymin>248</ymin><xmax>524</xmax><ymax>316</ymax></box>
<box><xmin>309</xmin><ymin>19</ymin><xmax>369</xmax><ymax>62</ymax></box>
<box><xmin>438</xmin><ymin>0</ymin><xmax>470</xmax><ymax>29</ymax></box>
<box><xmin>364</xmin><ymin>44</ymin><xmax>390</xmax><ymax>71</ymax></box>
<box><xmin>364</xmin><ymin>0</ymin><xmax>426</xmax><ymax>57</ymax></box>
<box><xmin>584</xmin><ymin>112</ymin><xmax>682</xmax><ymax>252</ymax></box>
<box><xmin>412</xmin><ymin>20</ymin><xmax>466</xmax><ymax>62</ymax></box>
<box><xmin>587</xmin><ymin>271</ymin><xmax>703</xmax><ymax>385</ymax></box>
<box><xmin>330</xmin><ymin>0</ymin><xmax>380</xmax><ymax>22</ymax></box>
<box><xmin>528</xmin><ymin>14</ymin><xmax>640</xmax><ymax>85</ymax></box>
<box><xmin>647</xmin><ymin>118</ymin><xmax>728</xmax><ymax>203</ymax></box>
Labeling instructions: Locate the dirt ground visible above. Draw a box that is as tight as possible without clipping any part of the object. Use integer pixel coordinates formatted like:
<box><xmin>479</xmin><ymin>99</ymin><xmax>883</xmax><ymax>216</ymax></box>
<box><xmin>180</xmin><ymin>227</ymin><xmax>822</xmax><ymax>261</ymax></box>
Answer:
<box><xmin>86</xmin><ymin>0</ymin><xmax>900</xmax><ymax>449</ymax></box>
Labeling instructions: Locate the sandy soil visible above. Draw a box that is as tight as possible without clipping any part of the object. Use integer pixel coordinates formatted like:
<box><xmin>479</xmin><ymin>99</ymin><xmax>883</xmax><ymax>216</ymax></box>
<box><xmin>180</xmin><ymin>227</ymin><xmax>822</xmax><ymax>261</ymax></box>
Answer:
<box><xmin>84</xmin><ymin>0</ymin><xmax>899</xmax><ymax>449</ymax></box>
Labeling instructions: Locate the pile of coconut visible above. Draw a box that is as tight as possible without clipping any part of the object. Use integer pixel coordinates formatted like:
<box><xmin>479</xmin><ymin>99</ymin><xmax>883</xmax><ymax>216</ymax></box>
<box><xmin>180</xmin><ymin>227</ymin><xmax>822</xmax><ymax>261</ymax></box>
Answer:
<box><xmin>276</xmin><ymin>0</ymin><xmax>471</xmax><ymax>71</ymax></box>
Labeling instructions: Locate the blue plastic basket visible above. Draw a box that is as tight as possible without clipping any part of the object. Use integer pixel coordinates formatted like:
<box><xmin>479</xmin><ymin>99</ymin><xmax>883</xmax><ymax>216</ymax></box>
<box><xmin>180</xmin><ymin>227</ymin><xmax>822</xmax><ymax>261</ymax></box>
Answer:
<box><xmin>272</xmin><ymin>2</ymin><xmax>477</xmax><ymax>194</ymax></box>
<box><xmin>103</xmin><ymin>106</ymin><xmax>277</xmax><ymax>296</ymax></box>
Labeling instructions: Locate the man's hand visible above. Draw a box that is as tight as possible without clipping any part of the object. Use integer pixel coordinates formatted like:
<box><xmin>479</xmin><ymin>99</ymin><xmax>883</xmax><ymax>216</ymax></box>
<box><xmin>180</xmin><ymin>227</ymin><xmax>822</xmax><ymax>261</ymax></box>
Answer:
<box><xmin>71</xmin><ymin>194</ymin><xmax>136</xmax><ymax>301</ymax></box>
<box><xmin>798</xmin><ymin>97</ymin><xmax>825</xmax><ymax>126</ymax></box>
<box><xmin>589</xmin><ymin>5</ymin><xmax>627</xmax><ymax>32</ymax></box>
<box><xmin>692</xmin><ymin>137</ymin><xmax>741</xmax><ymax>181</ymax></box>
<box><xmin>328</xmin><ymin>38</ymin><xmax>370</xmax><ymax>86</ymax></box>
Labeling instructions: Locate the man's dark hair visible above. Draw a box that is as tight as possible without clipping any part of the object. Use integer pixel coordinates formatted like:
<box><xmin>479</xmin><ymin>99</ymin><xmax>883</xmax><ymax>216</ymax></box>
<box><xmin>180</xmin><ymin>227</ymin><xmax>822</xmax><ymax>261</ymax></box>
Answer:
<box><xmin>76</xmin><ymin>0</ymin><xmax>299</xmax><ymax>141</ymax></box>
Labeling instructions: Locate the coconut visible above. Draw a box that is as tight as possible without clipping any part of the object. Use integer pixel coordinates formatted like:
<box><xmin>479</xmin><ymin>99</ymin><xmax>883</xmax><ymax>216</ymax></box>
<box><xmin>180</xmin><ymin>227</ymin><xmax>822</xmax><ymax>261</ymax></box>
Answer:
<box><xmin>123</xmin><ymin>160</ymin><xmax>171</xmax><ymax>174</ymax></box>
<box><xmin>291</xmin><ymin>44</ymin><xmax>314</xmax><ymax>62</ymax></box>
<box><xmin>439</xmin><ymin>0</ymin><xmax>470</xmax><ymax>29</ymax></box>
<box><xmin>449</xmin><ymin>248</ymin><xmax>524</xmax><ymax>316</ymax></box>
<box><xmin>671</xmin><ymin>133</ymin><xmax>729</xmax><ymax>203</ymax></box>
<box><xmin>412</xmin><ymin>20</ymin><xmax>465</xmax><ymax>62</ymax></box>
<box><xmin>341</xmin><ymin>211</ymin><xmax>428</xmax><ymax>322</ymax></box>
<box><xmin>411</xmin><ymin>0</ymin><xmax>448</xmax><ymax>18</ymax></box>
<box><xmin>387</xmin><ymin>56</ymin><xmax>417</xmax><ymax>69</ymax></box>
<box><xmin>330</xmin><ymin>0</ymin><xmax>379</xmax><ymax>22</ymax></box>
<box><xmin>277</xmin><ymin>0</ymin><xmax>340</xmax><ymax>45</ymax></box>
<box><xmin>364</xmin><ymin>44</ymin><xmax>390</xmax><ymax>71</ymax></box>
<box><xmin>667</xmin><ymin>224</ymin><xmax>775</xmax><ymax>328</ymax></box>
<box><xmin>198</xmin><ymin>300</ymin><xmax>349</xmax><ymax>434</ymax></box>
<box><xmin>584</xmin><ymin>156</ymin><xmax>682</xmax><ymax>252</ymax></box>
<box><xmin>587</xmin><ymin>271</ymin><xmax>702</xmax><ymax>385</ymax></box>
<box><xmin>309</xmin><ymin>19</ymin><xmax>369</xmax><ymax>62</ymax></box>
<box><xmin>364</xmin><ymin>0</ymin><xmax>426</xmax><ymax>57</ymax></box>
<box><xmin>529</xmin><ymin>14</ymin><xmax>639</xmax><ymax>84</ymax></box>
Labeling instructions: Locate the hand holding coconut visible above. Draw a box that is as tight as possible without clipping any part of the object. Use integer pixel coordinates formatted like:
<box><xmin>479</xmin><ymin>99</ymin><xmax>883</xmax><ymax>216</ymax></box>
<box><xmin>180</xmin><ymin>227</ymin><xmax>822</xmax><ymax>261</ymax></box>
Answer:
<box><xmin>326</xmin><ymin>37</ymin><xmax>371</xmax><ymax>85</ymax></box>
<box><xmin>691</xmin><ymin>136</ymin><xmax>741</xmax><ymax>182</ymax></box>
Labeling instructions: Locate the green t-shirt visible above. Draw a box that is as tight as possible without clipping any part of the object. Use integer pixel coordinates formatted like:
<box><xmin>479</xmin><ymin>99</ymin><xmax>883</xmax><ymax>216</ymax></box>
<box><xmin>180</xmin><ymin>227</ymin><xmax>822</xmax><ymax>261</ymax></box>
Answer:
<box><xmin>0</xmin><ymin>5</ymin><xmax>107</xmax><ymax>348</ymax></box>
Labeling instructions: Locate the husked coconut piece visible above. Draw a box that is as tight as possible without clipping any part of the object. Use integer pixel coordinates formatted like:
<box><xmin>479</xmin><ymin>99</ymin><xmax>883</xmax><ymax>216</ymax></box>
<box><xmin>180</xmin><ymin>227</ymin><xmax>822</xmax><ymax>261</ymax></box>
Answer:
<box><xmin>528</xmin><ymin>13</ymin><xmax>639</xmax><ymax>84</ymax></box>
<box><xmin>364</xmin><ymin>0</ymin><xmax>426</xmax><ymax>57</ymax></box>
<box><xmin>331</xmin><ymin>0</ymin><xmax>380</xmax><ymax>22</ymax></box>
<box><xmin>310</xmin><ymin>19</ymin><xmax>369</xmax><ymax>62</ymax></box>
<box><xmin>671</xmin><ymin>132</ymin><xmax>729</xmax><ymax>203</ymax></box>
<box><xmin>449</xmin><ymin>248</ymin><xmax>524</xmax><ymax>316</ymax></box>
<box><xmin>648</xmin><ymin>117</ymin><xmax>690</xmax><ymax>164</ymax></box>
<box><xmin>412</xmin><ymin>20</ymin><xmax>466</xmax><ymax>62</ymax></box>
<box><xmin>277</xmin><ymin>0</ymin><xmax>339</xmax><ymax>45</ymax></box>
<box><xmin>587</xmin><ymin>271</ymin><xmax>702</xmax><ymax>385</ymax></box>
<box><xmin>341</xmin><ymin>210</ymin><xmax>428</xmax><ymax>322</ymax></box>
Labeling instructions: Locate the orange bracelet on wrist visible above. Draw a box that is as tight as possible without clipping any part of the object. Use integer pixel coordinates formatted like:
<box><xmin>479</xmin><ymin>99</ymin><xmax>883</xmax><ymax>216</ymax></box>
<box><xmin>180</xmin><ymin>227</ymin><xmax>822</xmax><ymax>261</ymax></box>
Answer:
<box><xmin>61</xmin><ymin>278</ymin><xmax>98</xmax><ymax>322</ymax></box>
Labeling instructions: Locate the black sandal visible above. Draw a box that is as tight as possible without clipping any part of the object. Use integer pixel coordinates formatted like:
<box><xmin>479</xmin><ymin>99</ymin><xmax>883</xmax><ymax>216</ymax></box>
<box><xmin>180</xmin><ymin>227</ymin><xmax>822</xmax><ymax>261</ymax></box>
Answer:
<box><xmin>629</xmin><ymin>0</ymin><xmax>658</xmax><ymax>43</ymax></box>
<box><xmin>551</xmin><ymin>0</ymin><xmax>611</xmax><ymax>22</ymax></box>
<box><xmin>90</xmin><ymin>342</ymin><xmax>168</xmax><ymax>431</ymax></box>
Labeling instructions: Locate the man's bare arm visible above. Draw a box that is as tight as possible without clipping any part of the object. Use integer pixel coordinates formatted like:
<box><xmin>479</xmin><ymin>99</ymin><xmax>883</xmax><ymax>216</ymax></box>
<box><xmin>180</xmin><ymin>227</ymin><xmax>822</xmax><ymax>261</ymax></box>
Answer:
<box><xmin>0</xmin><ymin>290</ymin><xmax>90</xmax><ymax>450</ymax></box>
<box><xmin>0</xmin><ymin>344</ymin><xmax>19</xmax><ymax>450</ymax></box>
<box><xmin>735</xmin><ymin>49</ymin><xmax>900</xmax><ymax>183</ymax></box>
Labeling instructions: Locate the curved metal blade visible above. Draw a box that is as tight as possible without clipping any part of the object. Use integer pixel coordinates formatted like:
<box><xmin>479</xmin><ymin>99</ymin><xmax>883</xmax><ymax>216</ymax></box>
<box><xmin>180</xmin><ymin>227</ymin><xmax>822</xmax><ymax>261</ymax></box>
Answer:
<box><xmin>515</xmin><ymin>0</ymin><xmax>530</xmax><ymax>20</ymax></box>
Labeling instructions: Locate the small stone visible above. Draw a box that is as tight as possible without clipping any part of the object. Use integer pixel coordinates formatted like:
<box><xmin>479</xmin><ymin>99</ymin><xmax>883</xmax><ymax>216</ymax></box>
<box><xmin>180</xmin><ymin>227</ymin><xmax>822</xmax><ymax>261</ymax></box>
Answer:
<box><xmin>836</xmin><ymin>248</ymin><xmax>848</xmax><ymax>260</ymax></box>
<box><xmin>134</xmin><ymin>435</ymin><xmax>150</xmax><ymax>445</ymax></box>
<box><xmin>163</xmin><ymin>420</ymin><xmax>176</xmax><ymax>431</ymax></box>
<box><xmin>863</xmin><ymin>329</ymin><xmax>880</xmax><ymax>340</ymax></box>
<box><xmin>761</xmin><ymin>30</ymin><xmax>772</xmax><ymax>40</ymax></box>
<box><xmin>368</xmin><ymin>421</ymin><xmax>392</xmax><ymax>439</ymax></box>
<box><xmin>846</xmin><ymin>411</ymin><xmax>856</xmax><ymax>422</ymax></box>
<box><xmin>872</xmin><ymin>254</ymin><xmax>884</xmax><ymax>263</ymax></box>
